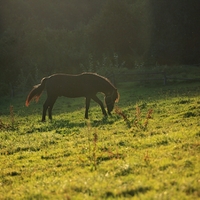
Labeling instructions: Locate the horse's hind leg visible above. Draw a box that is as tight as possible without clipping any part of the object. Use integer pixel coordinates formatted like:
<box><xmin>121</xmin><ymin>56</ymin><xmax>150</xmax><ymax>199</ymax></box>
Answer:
<box><xmin>85</xmin><ymin>97</ymin><xmax>91</xmax><ymax>119</ymax></box>
<box><xmin>92</xmin><ymin>95</ymin><xmax>107</xmax><ymax>117</ymax></box>
<box><xmin>48</xmin><ymin>96</ymin><xmax>57</xmax><ymax>120</ymax></box>
<box><xmin>42</xmin><ymin>99</ymin><xmax>49</xmax><ymax>122</ymax></box>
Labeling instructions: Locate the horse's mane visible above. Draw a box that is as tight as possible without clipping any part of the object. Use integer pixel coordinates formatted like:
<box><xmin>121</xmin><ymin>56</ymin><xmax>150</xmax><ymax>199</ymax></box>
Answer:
<box><xmin>81</xmin><ymin>72</ymin><xmax>116</xmax><ymax>88</ymax></box>
<box><xmin>84</xmin><ymin>72</ymin><xmax>119</xmax><ymax>102</ymax></box>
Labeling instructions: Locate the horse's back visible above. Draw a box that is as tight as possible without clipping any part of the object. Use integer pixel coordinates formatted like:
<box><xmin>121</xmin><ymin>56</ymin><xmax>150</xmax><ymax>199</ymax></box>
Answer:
<box><xmin>45</xmin><ymin>73</ymin><xmax>105</xmax><ymax>97</ymax></box>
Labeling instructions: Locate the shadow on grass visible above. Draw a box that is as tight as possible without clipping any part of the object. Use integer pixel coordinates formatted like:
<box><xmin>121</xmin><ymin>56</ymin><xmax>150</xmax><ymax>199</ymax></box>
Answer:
<box><xmin>26</xmin><ymin>115</ymin><xmax>117</xmax><ymax>134</ymax></box>
<box><xmin>117</xmin><ymin>186</ymin><xmax>151</xmax><ymax>197</ymax></box>
<box><xmin>50</xmin><ymin>119</ymin><xmax>85</xmax><ymax>129</ymax></box>
<box><xmin>51</xmin><ymin>116</ymin><xmax>116</xmax><ymax>129</ymax></box>
<box><xmin>103</xmin><ymin>186</ymin><xmax>151</xmax><ymax>198</ymax></box>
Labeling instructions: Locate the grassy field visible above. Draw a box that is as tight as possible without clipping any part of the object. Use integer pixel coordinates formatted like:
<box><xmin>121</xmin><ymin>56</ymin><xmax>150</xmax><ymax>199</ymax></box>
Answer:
<box><xmin>0</xmin><ymin>80</ymin><xmax>200</xmax><ymax>199</ymax></box>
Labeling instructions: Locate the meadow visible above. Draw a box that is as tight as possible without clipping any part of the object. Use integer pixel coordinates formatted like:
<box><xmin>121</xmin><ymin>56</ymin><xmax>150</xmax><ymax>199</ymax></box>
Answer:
<box><xmin>0</xmin><ymin>80</ymin><xmax>200</xmax><ymax>199</ymax></box>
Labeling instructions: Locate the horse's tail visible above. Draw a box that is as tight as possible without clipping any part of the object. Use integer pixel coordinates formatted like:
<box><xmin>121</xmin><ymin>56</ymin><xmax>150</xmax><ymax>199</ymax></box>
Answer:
<box><xmin>25</xmin><ymin>77</ymin><xmax>48</xmax><ymax>107</ymax></box>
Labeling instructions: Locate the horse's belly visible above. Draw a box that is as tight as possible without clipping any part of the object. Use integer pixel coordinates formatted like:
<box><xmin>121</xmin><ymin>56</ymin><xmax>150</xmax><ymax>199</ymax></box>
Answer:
<box><xmin>59</xmin><ymin>88</ymin><xmax>86</xmax><ymax>98</ymax></box>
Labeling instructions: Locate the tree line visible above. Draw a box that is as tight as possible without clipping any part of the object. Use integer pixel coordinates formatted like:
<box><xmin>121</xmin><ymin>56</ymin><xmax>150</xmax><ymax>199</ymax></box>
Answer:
<box><xmin>0</xmin><ymin>0</ymin><xmax>199</xmax><ymax>95</ymax></box>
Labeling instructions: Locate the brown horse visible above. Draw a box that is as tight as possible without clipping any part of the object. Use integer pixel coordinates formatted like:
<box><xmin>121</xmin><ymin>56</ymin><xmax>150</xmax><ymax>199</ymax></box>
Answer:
<box><xmin>25</xmin><ymin>73</ymin><xmax>119</xmax><ymax>121</ymax></box>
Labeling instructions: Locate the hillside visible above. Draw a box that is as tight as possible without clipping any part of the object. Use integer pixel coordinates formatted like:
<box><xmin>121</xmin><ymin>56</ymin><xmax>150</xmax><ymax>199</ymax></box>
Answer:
<box><xmin>0</xmin><ymin>81</ymin><xmax>200</xmax><ymax>199</ymax></box>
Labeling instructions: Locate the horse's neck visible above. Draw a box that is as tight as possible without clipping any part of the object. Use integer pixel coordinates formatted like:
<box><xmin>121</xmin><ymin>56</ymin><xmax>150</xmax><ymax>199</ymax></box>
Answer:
<box><xmin>102</xmin><ymin>81</ymin><xmax>115</xmax><ymax>95</ymax></box>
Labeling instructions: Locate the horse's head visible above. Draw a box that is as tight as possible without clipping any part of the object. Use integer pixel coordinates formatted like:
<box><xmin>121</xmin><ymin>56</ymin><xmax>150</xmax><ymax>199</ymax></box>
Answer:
<box><xmin>105</xmin><ymin>89</ymin><xmax>119</xmax><ymax>115</ymax></box>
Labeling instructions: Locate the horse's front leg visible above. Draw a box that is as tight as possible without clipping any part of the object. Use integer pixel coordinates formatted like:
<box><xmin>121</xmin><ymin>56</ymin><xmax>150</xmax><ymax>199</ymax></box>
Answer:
<box><xmin>92</xmin><ymin>95</ymin><xmax>107</xmax><ymax>117</ymax></box>
<box><xmin>42</xmin><ymin>99</ymin><xmax>49</xmax><ymax>122</ymax></box>
<box><xmin>48</xmin><ymin>96</ymin><xmax>57</xmax><ymax>120</ymax></box>
<box><xmin>85</xmin><ymin>97</ymin><xmax>91</xmax><ymax>119</ymax></box>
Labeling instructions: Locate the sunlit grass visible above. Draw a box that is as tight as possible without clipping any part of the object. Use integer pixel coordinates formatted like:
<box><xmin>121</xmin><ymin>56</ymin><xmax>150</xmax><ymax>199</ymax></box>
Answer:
<box><xmin>0</xmin><ymin>81</ymin><xmax>200</xmax><ymax>199</ymax></box>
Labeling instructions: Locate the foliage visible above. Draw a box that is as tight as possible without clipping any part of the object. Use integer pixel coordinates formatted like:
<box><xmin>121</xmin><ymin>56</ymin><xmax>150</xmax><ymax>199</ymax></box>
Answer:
<box><xmin>0</xmin><ymin>81</ymin><xmax>200</xmax><ymax>199</ymax></box>
<box><xmin>80</xmin><ymin>53</ymin><xmax>126</xmax><ymax>78</ymax></box>
<box><xmin>0</xmin><ymin>0</ymin><xmax>200</xmax><ymax>95</ymax></box>
<box><xmin>150</xmin><ymin>0</ymin><xmax>200</xmax><ymax>64</ymax></box>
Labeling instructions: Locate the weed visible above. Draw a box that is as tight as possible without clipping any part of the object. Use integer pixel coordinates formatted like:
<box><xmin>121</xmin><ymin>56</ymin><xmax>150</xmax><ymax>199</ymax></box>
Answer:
<box><xmin>134</xmin><ymin>104</ymin><xmax>142</xmax><ymax>129</ymax></box>
<box><xmin>0</xmin><ymin>105</ymin><xmax>17</xmax><ymax>131</ymax></box>
<box><xmin>115</xmin><ymin>105</ymin><xmax>153</xmax><ymax>131</ymax></box>
<box><xmin>92</xmin><ymin>132</ymin><xmax>98</xmax><ymax>171</ymax></box>
<box><xmin>115</xmin><ymin>106</ymin><xmax>131</xmax><ymax>128</ymax></box>
<box><xmin>9</xmin><ymin>105</ymin><xmax>17</xmax><ymax>131</ymax></box>
<box><xmin>86</xmin><ymin>120</ymin><xmax>98</xmax><ymax>171</ymax></box>
<box><xmin>144</xmin><ymin>151</ymin><xmax>150</xmax><ymax>165</ymax></box>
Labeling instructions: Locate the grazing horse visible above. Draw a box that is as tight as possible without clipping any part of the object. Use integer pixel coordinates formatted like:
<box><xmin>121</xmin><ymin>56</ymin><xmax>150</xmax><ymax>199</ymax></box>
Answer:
<box><xmin>25</xmin><ymin>73</ymin><xmax>119</xmax><ymax>121</ymax></box>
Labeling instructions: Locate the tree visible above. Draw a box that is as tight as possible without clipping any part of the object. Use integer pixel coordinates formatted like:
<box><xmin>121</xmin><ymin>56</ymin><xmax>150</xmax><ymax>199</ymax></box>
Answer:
<box><xmin>149</xmin><ymin>0</ymin><xmax>200</xmax><ymax>65</ymax></box>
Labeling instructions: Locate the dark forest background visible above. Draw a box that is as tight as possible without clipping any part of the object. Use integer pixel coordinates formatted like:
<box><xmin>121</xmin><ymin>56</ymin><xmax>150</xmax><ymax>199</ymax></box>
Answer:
<box><xmin>0</xmin><ymin>0</ymin><xmax>200</xmax><ymax>95</ymax></box>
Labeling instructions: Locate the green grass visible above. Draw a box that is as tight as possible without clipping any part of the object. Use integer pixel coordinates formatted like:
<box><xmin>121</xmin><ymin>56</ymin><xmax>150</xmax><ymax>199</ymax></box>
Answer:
<box><xmin>0</xmin><ymin>81</ymin><xmax>200</xmax><ymax>199</ymax></box>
